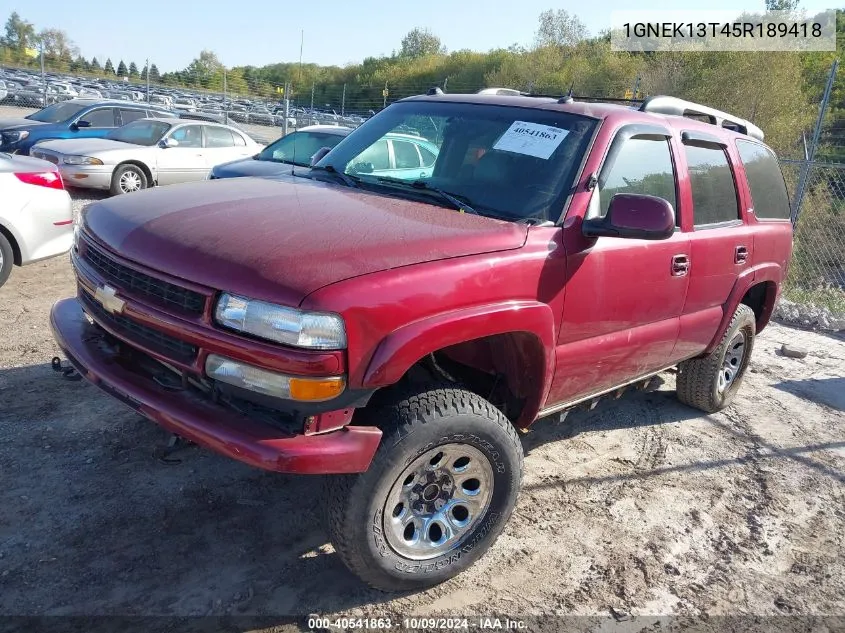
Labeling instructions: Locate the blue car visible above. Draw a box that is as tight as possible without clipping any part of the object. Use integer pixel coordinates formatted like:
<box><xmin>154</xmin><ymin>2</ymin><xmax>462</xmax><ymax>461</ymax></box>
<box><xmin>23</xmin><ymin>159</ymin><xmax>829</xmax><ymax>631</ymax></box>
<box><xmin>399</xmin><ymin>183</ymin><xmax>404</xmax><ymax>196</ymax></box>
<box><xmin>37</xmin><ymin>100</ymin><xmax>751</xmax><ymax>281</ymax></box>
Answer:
<box><xmin>0</xmin><ymin>99</ymin><xmax>173</xmax><ymax>155</ymax></box>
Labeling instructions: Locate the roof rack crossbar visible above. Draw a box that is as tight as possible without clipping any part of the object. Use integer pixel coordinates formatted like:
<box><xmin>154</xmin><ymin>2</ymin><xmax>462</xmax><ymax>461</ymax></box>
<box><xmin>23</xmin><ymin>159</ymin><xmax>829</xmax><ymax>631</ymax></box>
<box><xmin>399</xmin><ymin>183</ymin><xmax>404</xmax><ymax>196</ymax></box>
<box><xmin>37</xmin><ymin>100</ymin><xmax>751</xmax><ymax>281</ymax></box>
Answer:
<box><xmin>639</xmin><ymin>96</ymin><xmax>764</xmax><ymax>141</ymax></box>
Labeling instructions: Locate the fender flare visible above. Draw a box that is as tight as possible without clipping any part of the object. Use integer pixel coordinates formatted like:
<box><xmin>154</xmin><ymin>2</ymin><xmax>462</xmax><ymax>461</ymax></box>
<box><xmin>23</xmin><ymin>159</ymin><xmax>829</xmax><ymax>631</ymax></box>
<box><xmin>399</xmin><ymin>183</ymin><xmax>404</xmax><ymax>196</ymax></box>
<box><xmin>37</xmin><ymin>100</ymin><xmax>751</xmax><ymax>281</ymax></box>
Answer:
<box><xmin>362</xmin><ymin>301</ymin><xmax>557</xmax><ymax>426</ymax></box>
<box><xmin>704</xmin><ymin>263</ymin><xmax>783</xmax><ymax>355</ymax></box>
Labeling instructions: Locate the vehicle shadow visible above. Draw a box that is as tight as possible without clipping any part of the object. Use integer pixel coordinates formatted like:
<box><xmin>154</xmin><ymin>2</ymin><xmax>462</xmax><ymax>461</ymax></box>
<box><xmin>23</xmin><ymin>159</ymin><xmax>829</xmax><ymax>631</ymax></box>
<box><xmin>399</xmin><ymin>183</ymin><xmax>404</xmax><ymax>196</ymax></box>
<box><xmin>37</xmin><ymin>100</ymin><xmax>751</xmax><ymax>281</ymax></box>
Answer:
<box><xmin>771</xmin><ymin>376</ymin><xmax>845</xmax><ymax>411</ymax></box>
<box><xmin>0</xmin><ymin>362</ymin><xmax>413</xmax><ymax>618</ymax></box>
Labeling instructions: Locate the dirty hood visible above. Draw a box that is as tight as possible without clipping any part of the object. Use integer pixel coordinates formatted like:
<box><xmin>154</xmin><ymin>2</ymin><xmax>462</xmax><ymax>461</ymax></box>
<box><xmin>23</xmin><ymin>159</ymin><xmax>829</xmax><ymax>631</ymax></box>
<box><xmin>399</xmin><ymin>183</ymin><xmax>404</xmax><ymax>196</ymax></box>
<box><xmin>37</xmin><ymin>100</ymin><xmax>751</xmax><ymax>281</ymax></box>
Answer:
<box><xmin>82</xmin><ymin>177</ymin><xmax>527</xmax><ymax>305</ymax></box>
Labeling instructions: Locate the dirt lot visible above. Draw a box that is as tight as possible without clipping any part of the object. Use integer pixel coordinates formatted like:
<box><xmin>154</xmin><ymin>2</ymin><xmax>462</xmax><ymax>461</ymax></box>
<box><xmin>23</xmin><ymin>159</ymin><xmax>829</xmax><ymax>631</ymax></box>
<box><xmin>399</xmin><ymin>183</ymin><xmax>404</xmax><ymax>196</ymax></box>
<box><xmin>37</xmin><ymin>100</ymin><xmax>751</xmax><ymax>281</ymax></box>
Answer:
<box><xmin>0</xmin><ymin>190</ymin><xmax>844</xmax><ymax>631</ymax></box>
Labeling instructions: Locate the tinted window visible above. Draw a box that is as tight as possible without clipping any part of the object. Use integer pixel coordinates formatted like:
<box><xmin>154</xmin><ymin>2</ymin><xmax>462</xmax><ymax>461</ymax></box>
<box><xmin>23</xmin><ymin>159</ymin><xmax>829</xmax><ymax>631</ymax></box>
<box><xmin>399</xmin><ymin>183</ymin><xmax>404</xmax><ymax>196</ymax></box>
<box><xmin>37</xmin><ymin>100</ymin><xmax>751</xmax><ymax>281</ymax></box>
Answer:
<box><xmin>26</xmin><ymin>101</ymin><xmax>87</xmax><ymax>123</ymax></box>
<box><xmin>354</xmin><ymin>139</ymin><xmax>391</xmax><ymax>171</ymax></box>
<box><xmin>258</xmin><ymin>131</ymin><xmax>343</xmax><ymax>166</ymax></box>
<box><xmin>82</xmin><ymin>108</ymin><xmax>115</xmax><ymax>128</ymax></box>
<box><xmin>736</xmin><ymin>140</ymin><xmax>790</xmax><ymax>220</ymax></box>
<box><xmin>119</xmin><ymin>109</ymin><xmax>146</xmax><ymax>125</ymax></box>
<box><xmin>599</xmin><ymin>137</ymin><xmax>677</xmax><ymax>218</ymax></box>
<box><xmin>205</xmin><ymin>126</ymin><xmax>235</xmax><ymax>148</ymax></box>
<box><xmin>393</xmin><ymin>140</ymin><xmax>421</xmax><ymax>168</ymax></box>
<box><xmin>684</xmin><ymin>144</ymin><xmax>740</xmax><ymax>226</ymax></box>
<box><xmin>169</xmin><ymin>125</ymin><xmax>204</xmax><ymax>148</ymax></box>
<box><xmin>107</xmin><ymin>120</ymin><xmax>171</xmax><ymax>146</ymax></box>
<box><xmin>419</xmin><ymin>145</ymin><xmax>437</xmax><ymax>167</ymax></box>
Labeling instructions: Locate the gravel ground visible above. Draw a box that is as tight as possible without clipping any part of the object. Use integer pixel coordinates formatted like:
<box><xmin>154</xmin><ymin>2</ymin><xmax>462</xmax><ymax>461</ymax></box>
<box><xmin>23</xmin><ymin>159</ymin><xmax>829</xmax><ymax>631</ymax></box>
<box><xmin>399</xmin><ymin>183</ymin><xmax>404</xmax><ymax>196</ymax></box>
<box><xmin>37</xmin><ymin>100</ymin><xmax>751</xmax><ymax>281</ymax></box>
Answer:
<box><xmin>0</xmin><ymin>179</ymin><xmax>843</xmax><ymax>632</ymax></box>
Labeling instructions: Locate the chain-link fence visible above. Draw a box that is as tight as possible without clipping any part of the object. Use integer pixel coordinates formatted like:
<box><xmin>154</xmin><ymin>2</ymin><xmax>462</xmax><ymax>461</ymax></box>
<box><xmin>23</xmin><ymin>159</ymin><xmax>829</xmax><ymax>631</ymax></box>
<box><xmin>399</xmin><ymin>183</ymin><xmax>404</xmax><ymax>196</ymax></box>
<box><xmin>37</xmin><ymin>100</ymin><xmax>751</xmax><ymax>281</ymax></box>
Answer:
<box><xmin>782</xmin><ymin>160</ymin><xmax>845</xmax><ymax>317</ymax></box>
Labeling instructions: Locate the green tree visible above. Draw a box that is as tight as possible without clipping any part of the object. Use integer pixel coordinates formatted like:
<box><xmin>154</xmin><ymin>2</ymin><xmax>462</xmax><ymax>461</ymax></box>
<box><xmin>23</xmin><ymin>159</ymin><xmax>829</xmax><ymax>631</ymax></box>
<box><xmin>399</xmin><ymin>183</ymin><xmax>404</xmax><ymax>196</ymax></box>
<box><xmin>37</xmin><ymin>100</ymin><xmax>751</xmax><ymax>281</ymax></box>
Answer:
<box><xmin>534</xmin><ymin>9</ymin><xmax>588</xmax><ymax>49</ymax></box>
<box><xmin>104</xmin><ymin>58</ymin><xmax>115</xmax><ymax>74</ymax></box>
<box><xmin>765</xmin><ymin>0</ymin><xmax>801</xmax><ymax>11</ymax></box>
<box><xmin>149</xmin><ymin>63</ymin><xmax>161</xmax><ymax>82</ymax></box>
<box><xmin>129</xmin><ymin>61</ymin><xmax>138</xmax><ymax>77</ymax></box>
<box><xmin>90</xmin><ymin>56</ymin><xmax>101</xmax><ymax>72</ymax></box>
<box><xmin>2</xmin><ymin>11</ymin><xmax>35</xmax><ymax>53</ymax></box>
<box><xmin>117</xmin><ymin>59</ymin><xmax>127</xmax><ymax>77</ymax></box>
<box><xmin>399</xmin><ymin>28</ymin><xmax>445</xmax><ymax>59</ymax></box>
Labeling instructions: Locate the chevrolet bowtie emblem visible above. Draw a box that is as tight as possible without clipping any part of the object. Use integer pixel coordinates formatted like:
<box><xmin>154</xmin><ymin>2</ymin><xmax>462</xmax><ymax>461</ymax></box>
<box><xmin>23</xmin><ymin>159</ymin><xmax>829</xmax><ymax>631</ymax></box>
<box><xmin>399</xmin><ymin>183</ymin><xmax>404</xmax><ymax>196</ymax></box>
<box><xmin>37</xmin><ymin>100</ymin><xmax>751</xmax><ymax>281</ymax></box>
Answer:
<box><xmin>93</xmin><ymin>284</ymin><xmax>125</xmax><ymax>315</ymax></box>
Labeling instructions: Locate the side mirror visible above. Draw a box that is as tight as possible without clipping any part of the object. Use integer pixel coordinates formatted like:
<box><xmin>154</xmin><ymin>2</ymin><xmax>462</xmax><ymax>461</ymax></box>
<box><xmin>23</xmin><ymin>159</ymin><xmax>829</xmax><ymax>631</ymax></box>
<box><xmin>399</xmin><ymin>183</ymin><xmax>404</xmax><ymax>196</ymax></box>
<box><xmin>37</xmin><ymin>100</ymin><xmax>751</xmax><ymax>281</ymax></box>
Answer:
<box><xmin>74</xmin><ymin>120</ymin><xmax>91</xmax><ymax>129</ymax></box>
<box><xmin>158</xmin><ymin>137</ymin><xmax>179</xmax><ymax>149</ymax></box>
<box><xmin>582</xmin><ymin>193</ymin><xmax>675</xmax><ymax>241</ymax></box>
<box><xmin>309</xmin><ymin>146</ymin><xmax>332</xmax><ymax>167</ymax></box>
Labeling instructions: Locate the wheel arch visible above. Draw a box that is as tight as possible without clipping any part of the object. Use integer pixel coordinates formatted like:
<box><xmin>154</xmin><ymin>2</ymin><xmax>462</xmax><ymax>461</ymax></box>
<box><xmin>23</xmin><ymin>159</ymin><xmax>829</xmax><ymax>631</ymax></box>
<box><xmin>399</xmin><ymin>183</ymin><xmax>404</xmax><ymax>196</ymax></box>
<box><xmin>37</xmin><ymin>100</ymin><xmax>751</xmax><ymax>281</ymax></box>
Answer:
<box><xmin>0</xmin><ymin>221</ymin><xmax>23</xmax><ymax>266</ymax></box>
<box><xmin>361</xmin><ymin>301</ymin><xmax>556</xmax><ymax>428</ymax></box>
<box><xmin>114</xmin><ymin>160</ymin><xmax>155</xmax><ymax>186</ymax></box>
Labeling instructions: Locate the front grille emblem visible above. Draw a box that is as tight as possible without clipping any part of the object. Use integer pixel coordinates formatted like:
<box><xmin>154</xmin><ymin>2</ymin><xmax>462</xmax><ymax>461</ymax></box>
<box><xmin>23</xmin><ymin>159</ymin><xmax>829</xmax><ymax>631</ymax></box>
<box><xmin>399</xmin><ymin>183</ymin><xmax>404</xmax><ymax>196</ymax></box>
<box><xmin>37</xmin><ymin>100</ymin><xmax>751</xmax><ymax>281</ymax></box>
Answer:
<box><xmin>93</xmin><ymin>284</ymin><xmax>126</xmax><ymax>315</ymax></box>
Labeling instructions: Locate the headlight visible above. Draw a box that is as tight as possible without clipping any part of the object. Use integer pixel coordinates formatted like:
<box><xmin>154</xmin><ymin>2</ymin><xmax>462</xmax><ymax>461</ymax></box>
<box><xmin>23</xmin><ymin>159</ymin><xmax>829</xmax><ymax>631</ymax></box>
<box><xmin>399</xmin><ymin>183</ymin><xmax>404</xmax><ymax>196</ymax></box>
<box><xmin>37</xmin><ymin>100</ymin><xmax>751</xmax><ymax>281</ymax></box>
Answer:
<box><xmin>205</xmin><ymin>354</ymin><xmax>345</xmax><ymax>401</ymax></box>
<box><xmin>63</xmin><ymin>155</ymin><xmax>103</xmax><ymax>165</ymax></box>
<box><xmin>2</xmin><ymin>130</ymin><xmax>29</xmax><ymax>143</ymax></box>
<box><xmin>214</xmin><ymin>293</ymin><xmax>346</xmax><ymax>350</ymax></box>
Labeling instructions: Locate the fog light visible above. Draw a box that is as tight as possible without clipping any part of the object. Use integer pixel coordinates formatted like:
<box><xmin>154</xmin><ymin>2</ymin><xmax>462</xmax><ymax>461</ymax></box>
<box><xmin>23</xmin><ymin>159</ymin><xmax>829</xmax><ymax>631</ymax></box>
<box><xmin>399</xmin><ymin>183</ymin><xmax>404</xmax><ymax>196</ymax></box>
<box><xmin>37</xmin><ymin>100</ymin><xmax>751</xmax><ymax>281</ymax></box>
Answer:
<box><xmin>205</xmin><ymin>354</ymin><xmax>345</xmax><ymax>402</ymax></box>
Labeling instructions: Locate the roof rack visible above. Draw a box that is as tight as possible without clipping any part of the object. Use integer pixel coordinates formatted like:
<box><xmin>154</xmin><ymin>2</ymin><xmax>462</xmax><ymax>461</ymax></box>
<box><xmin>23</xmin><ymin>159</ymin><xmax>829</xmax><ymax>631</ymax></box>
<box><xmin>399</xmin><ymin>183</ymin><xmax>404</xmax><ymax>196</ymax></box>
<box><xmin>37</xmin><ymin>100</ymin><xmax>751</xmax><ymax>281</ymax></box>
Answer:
<box><xmin>639</xmin><ymin>96</ymin><xmax>764</xmax><ymax>141</ymax></box>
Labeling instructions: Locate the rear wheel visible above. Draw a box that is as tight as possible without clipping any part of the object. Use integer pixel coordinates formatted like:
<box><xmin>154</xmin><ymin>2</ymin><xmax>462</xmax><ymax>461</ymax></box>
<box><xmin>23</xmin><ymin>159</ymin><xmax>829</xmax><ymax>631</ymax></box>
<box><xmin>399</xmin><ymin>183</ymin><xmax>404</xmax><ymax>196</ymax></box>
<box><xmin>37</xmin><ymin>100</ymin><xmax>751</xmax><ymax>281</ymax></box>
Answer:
<box><xmin>676</xmin><ymin>303</ymin><xmax>756</xmax><ymax>413</ymax></box>
<box><xmin>0</xmin><ymin>232</ymin><xmax>14</xmax><ymax>288</ymax></box>
<box><xmin>110</xmin><ymin>164</ymin><xmax>148</xmax><ymax>195</ymax></box>
<box><xmin>325</xmin><ymin>386</ymin><xmax>523</xmax><ymax>591</ymax></box>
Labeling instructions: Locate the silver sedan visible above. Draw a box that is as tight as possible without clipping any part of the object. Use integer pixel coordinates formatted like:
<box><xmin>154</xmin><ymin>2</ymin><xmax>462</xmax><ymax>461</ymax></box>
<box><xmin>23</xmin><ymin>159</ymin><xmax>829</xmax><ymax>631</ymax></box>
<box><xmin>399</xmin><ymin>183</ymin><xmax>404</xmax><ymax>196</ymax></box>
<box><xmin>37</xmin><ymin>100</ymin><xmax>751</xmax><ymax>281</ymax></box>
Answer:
<box><xmin>30</xmin><ymin>118</ymin><xmax>263</xmax><ymax>195</ymax></box>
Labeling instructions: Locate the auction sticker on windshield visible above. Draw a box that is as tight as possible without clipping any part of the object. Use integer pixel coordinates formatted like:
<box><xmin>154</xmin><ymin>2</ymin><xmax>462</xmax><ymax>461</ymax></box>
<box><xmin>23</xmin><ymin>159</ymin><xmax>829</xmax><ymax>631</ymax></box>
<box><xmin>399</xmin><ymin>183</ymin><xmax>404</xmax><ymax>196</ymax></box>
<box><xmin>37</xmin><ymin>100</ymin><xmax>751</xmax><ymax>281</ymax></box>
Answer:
<box><xmin>493</xmin><ymin>121</ymin><xmax>569</xmax><ymax>159</ymax></box>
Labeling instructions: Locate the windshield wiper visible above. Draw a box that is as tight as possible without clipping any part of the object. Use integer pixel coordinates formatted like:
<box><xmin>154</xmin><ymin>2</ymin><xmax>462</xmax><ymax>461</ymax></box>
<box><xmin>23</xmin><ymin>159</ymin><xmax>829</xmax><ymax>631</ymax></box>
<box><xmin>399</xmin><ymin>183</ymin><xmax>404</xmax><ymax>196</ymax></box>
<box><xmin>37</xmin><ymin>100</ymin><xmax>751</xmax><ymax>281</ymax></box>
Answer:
<box><xmin>376</xmin><ymin>177</ymin><xmax>479</xmax><ymax>215</ymax></box>
<box><xmin>310</xmin><ymin>164</ymin><xmax>359</xmax><ymax>188</ymax></box>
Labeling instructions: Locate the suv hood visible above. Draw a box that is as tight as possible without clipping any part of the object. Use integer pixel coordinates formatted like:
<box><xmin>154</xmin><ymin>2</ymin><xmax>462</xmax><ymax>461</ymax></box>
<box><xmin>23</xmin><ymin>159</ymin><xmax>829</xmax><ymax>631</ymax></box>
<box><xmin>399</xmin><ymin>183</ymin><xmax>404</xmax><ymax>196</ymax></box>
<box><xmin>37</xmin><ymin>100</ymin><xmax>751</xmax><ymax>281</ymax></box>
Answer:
<box><xmin>82</xmin><ymin>177</ymin><xmax>528</xmax><ymax>305</ymax></box>
<box><xmin>0</xmin><ymin>117</ymin><xmax>48</xmax><ymax>131</ymax></box>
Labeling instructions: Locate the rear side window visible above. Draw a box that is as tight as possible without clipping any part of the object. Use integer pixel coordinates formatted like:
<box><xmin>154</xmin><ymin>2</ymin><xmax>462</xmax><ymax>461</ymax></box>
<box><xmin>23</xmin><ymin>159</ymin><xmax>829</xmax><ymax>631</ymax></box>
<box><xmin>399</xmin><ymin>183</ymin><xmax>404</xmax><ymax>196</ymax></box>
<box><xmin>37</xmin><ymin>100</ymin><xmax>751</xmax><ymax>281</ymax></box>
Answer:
<box><xmin>736</xmin><ymin>141</ymin><xmax>790</xmax><ymax>220</ymax></box>
<box><xmin>205</xmin><ymin>126</ymin><xmax>235</xmax><ymax>148</ymax></box>
<box><xmin>119</xmin><ymin>108</ymin><xmax>146</xmax><ymax>125</ymax></box>
<box><xmin>232</xmin><ymin>132</ymin><xmax>247</xmax><ymax>147</ymax></box>
<box><xmin>598</xmin><ymin>137</ymin><xmax>677</xmax><ymax>218</ymax></box>
<box><xmin>684</xmin><ymin>144</ymin><xmax>740</xmax><ymax>227</ymax></box>
<box><xmin>393</xmin><ymin>141</ymin><xmax>421</xmax><ymax>168</ymax></box>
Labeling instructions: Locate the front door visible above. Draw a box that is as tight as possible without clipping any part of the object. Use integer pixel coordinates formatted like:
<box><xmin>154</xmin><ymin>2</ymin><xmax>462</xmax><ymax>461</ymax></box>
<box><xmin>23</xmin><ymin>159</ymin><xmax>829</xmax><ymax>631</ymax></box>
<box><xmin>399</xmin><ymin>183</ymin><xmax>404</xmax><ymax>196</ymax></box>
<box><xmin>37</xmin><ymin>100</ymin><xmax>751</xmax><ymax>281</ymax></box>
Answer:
<box><xmin>546</xmin><ymin>129</ymin><xmax>691</xmax><ymax>406</ymax></box>
<box><xmin>156</xmin><ymin>125</ymin><xmax>207</xmax><ymax>185</ymax></box>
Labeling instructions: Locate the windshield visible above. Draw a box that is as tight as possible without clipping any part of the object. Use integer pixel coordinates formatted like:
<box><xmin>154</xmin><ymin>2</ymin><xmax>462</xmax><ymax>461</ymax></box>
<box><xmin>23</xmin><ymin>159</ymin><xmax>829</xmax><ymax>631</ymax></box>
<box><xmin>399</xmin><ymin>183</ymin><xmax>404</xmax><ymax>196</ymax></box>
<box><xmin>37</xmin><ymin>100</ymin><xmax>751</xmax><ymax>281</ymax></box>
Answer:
<box><xmin>107</xmin><ymin>120</ymin><xmax>171</xmax><ymax>146</ymax></box>
<box><xmin>26</xmin><ymin>101</ymin><xmax>88</xmax><ymax>123</ymax></box>
<box><xmin>259</xmin><ymin>130</ymin><xmax>347</xmax><ymax>166</ymax></box>
<box><xmin>317</xmin><ymin>101</ymin><xmax>597</xmax><ymax>223</ymax></box>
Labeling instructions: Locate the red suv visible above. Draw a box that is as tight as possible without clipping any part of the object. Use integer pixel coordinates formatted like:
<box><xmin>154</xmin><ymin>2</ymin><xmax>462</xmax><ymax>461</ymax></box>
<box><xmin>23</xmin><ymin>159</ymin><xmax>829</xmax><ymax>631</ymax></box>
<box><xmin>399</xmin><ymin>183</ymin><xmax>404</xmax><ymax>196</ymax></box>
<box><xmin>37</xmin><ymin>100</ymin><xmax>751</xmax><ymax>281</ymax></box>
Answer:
<box><xmin>51</xmin><ymin>92</ymin><xmax>793</xmax><ymax>591</ymax></box>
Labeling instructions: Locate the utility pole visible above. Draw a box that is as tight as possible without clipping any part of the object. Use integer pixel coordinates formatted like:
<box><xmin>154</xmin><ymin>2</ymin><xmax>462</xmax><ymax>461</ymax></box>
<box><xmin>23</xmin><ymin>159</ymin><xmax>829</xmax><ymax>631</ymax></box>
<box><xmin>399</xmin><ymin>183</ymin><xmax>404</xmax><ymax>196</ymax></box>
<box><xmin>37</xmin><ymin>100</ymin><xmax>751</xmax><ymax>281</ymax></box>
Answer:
<box><xmin>40</xmin><ymin>40</ymin><xmax>46</xmax><ymax>106</ymax></box>
<box><xmin>223</xmin><ymin>69</ymin><xmax>228</xmax><ymax>125</ymax></box>
<box><xmin>792</xmin><ymin>59</ymin><xmax>838</xmax><ymax>225</ymax></box>
<box><xmin>341</xmin><ymin>83</ymin><xmax>346</xmax><ymax>117</ymax></box>
<box><xmin>145</xmin><ymin>57</ymin><xmax>150</xmax><ymax>103</ymax></box>
<box><xmin>283</xmin><ymin>81</ymin><xmax>290</xmax><ymax>137</ymax></box>
<box><xmin>443</xmin><ymin>77</ymin><xmax>448</xmax><ymax>93</ymax></box>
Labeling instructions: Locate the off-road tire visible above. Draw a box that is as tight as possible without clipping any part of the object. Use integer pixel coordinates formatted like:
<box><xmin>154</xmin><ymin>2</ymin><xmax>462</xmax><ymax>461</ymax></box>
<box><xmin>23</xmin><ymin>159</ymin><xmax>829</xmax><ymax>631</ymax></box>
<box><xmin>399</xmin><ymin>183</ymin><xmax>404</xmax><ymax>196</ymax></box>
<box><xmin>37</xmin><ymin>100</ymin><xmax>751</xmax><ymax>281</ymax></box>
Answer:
<box><xmin>0</xmin><ymin>232</ymin><xmax>14</xmax><ymax>288</ymax></box>
<box><xmin>110</xmin><ymin>164</ymin><xmax>148</xmax><ymax>195</ymax></box>
<box><xmin>325</xmin><ymin>386</ymin><xmax>524</xmax><ymax>592</ymax></box>
<box><xmin>677</xmin><ymin>303</ymin><xmax>756</xmax><ymax>413</ymax></box>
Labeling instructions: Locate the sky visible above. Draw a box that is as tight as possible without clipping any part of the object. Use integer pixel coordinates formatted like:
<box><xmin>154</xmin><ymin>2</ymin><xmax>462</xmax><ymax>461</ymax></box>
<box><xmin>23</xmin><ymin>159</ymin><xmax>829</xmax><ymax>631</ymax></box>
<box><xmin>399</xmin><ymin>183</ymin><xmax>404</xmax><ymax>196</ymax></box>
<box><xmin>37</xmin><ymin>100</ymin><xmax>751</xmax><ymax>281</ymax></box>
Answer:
<box><xmin>1</xmin><ymin>0</ymin><xmax>838</xmax><ymax>72</ymax></box>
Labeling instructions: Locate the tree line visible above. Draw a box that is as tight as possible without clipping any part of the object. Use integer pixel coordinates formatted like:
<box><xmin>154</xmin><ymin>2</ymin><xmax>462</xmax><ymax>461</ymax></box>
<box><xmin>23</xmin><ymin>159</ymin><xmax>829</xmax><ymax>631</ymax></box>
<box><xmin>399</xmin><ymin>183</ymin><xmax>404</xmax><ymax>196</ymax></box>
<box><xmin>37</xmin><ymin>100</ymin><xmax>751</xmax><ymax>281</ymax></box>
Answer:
<box><xmin>1</xmin><ymin>7</ymin><xmax>843</xmax><ymax>158</ymax></box>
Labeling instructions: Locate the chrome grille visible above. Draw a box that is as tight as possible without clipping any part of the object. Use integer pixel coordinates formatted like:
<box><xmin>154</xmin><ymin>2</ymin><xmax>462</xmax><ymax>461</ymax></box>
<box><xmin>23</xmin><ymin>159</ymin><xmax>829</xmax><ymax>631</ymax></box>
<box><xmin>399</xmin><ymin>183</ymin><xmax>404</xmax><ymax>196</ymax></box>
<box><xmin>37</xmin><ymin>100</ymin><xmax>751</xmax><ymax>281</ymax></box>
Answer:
<box><xmin>81</xmin><ymin>240</ymin><xmax>206</xmax><ymax>315</ymax></box>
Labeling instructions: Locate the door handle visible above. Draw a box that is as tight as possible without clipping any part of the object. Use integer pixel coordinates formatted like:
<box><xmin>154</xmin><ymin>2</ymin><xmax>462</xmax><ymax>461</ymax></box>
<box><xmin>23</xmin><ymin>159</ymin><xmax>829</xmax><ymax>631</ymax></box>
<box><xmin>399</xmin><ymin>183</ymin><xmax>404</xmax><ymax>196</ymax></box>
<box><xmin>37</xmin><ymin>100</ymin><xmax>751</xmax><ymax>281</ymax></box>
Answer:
<box><xmin>671</xmin><ymin>254</ymin><xmax>690</xmax><ymax>277</ymax></box>
<box><xmin>735</xmin><ymin>245</ymin><xmax>748</xmax><ymax>264</ymax></box>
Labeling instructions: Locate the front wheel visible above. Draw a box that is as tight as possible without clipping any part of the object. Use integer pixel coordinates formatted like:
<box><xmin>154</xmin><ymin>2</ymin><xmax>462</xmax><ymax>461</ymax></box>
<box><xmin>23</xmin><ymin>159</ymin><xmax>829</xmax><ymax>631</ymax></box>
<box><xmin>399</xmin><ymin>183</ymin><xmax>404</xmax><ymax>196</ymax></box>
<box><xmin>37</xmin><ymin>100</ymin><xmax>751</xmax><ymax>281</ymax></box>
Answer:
<box><xmin>110</xmin><ymin>164</ymin><xmax>148</xmax><ymax>195</ymax></box>
<box><xmin>325</xmin><ymin>387</ymin><xmax>524</xmax><ymax>591</ymax></box>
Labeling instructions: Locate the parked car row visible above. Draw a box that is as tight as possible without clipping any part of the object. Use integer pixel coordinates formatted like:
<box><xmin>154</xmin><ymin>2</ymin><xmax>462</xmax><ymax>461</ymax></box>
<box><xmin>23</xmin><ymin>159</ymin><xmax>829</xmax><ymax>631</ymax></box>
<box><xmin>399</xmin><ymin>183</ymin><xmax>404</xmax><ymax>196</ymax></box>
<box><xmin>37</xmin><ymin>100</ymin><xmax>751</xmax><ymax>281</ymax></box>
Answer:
<box><xmin>0</xmin><ymin>66</ymin><xmax>373</xmax><ymax>130</ymax></box>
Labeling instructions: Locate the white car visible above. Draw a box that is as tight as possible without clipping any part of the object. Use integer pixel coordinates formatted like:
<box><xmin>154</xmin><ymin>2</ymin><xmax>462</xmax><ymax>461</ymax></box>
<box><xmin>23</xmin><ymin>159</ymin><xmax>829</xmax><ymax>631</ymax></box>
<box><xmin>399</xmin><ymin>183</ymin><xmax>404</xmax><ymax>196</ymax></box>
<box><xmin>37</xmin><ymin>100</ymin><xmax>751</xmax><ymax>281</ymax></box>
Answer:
<box><xmin>0</xmin><ymin>153</ymin><xmax>74</xmax><ymax>288</ymax></box>
<box><xmin>31</xmin><ymin>118</ymin><xmax>264</xmax><ymax>195</ymax></box>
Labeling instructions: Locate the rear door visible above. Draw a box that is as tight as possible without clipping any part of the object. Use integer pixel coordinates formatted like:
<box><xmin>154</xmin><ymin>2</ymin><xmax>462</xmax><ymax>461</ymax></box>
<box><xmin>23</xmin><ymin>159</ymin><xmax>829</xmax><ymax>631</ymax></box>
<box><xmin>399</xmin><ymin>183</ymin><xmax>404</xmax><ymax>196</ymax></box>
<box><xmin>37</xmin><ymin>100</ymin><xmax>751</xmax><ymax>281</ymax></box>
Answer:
<box><xmin>117</xmin><ymin>108</ymin><xmax>148</xmax><ymax>126</ymax></box>
<box><xmin>155</xmin><ymin>124</ymin><xmax>207</xmax><ymax>185</ymax></box>
<box><xmin>547</xmin><ymin>126</ymin><xmax>691</xmax><ymax>405</ymax></box>
<box><xmin>674</xmin><ymin>132</ymin><xmax>755</xmax><ymax>358</ymax></box>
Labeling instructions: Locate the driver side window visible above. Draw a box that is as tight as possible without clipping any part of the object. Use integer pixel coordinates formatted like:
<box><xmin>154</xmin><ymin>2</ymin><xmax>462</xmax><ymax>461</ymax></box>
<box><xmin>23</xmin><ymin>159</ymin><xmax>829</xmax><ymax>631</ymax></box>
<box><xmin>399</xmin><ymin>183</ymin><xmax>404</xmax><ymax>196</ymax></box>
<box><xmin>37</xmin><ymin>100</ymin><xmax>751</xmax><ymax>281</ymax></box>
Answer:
<box><xmin>588</xmin><ymin>137</ymin><xmax>677</xmax><ymax>222</ymax></box>
<box><xmin>82</xmin><ymin>108</ymin><xmax>116</xmax><ymax>128</ymax></box>
<box><xmin>169</xmin><ymin>125</ymin><xmax>204</xmax><ymax>148</ymax></box>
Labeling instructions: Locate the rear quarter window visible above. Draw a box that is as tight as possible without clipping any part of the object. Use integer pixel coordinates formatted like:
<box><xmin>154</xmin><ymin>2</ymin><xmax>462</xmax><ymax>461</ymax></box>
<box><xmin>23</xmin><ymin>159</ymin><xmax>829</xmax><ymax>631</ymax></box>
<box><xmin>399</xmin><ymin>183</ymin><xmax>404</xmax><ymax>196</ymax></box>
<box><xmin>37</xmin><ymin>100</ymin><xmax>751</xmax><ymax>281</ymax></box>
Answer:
<box><xmin>736</xmin><ymin>140</ymin><xmax>791</xmax><ymax>220</ymax></box>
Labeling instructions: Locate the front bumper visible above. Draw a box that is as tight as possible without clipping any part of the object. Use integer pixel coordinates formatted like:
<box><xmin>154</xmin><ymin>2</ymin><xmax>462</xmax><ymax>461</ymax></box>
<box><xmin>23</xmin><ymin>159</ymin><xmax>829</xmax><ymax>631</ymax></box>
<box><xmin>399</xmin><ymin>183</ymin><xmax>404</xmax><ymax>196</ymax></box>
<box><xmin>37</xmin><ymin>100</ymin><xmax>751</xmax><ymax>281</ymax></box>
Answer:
<box><xmin>50</xmin><ymin>297</ymin><xmax>383</xmax><ymax>474</ymax></box>
<box><xmin>57</xmin><ymin>165</ymin><xmax>113</xmax><ymax>190</ymax></box>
